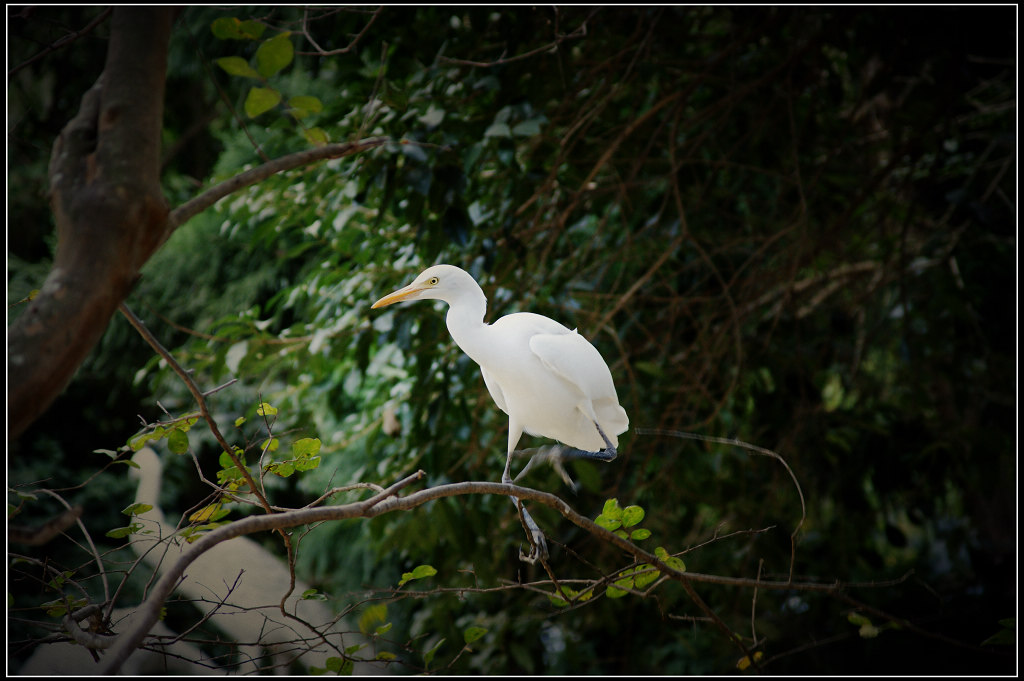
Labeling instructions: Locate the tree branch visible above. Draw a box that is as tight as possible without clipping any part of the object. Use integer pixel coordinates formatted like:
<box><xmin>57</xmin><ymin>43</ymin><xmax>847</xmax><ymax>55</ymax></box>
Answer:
<box><xmin>168</xmin><ymin>137</ymin><xmax>388</xmax><ymax>230</ymax></box>
<box><xmin>100</xmin><ymin>475</ymin><xmax>899</xmax><ymax>674</ymax></box>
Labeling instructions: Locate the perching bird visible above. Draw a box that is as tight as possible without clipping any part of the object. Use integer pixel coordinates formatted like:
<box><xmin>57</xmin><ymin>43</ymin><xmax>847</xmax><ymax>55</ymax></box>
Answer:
<box><xmin>371</xmin><ymin>264</ymin><xmax>628</xmax><ymax>562</ymax></box>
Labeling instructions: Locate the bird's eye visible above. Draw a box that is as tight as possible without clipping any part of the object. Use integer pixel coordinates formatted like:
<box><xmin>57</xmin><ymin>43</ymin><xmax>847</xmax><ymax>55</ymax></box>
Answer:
<box><xmin>428</xmin><ymin>277</ymin><xmax>439</xmax><ymax>285</ymax></box>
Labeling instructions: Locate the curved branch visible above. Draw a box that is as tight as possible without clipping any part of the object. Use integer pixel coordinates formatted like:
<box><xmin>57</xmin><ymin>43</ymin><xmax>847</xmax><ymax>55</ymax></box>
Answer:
<box><xmin>168</xmin><ymin>137</ymin><xmax>389</xmax><ymax>230</ymax></box>
<box><xmin>100</xmin><ymin>475</ymin><xmax>887</xmax><ymax>674</ymax></box>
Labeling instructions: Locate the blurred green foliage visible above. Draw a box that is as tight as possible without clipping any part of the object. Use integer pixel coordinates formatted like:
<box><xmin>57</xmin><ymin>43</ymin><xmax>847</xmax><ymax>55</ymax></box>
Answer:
<box><xmin>8</xmin><ymin>5</ymin><xmax>1015</xmax><ymax>675</ymax></box>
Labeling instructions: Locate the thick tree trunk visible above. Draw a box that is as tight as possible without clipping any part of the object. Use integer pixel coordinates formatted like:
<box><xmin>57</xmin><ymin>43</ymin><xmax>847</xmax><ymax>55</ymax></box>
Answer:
<box><xmin>8</xmin><ymin>7</ymin><xmax>175</xmax><ymax>440</ymax></box>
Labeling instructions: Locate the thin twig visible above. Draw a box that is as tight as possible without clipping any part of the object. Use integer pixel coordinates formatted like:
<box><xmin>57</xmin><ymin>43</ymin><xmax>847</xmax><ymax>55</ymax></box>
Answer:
<box><xmin>118</xmin><ymin>303</ymin><xmax>271</xmax><ymax>514</ymax></box>
<box><xmin>8</xmin><ymin>8</ymin><xmax>113</xmax><ymax>77</ymax></box>
<box><xmin>635</xmin><ymin>427</ymin><xmax>807</xmax><ymax>584</ymax></box>
<box><xmin>35</xmin><ymin>489</ymin><xmax>110</xmax><ymax>606</ymax></box>
<box><xmin>437</xmin><ymin>11</ymin><xmax>592</xmax><ymax>68</ymax></box>
<box><xmin>299</xmin><ymin>5</ymin><xmax>382</xmax><ymax>56</ymax></box>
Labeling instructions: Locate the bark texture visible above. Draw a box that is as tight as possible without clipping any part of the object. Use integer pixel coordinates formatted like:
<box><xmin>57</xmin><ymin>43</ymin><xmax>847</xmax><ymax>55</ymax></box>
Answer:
<box><xmin>8</xmin><ymin>7</ymin><xmax>175</xmax><ymax>440</ymax></box>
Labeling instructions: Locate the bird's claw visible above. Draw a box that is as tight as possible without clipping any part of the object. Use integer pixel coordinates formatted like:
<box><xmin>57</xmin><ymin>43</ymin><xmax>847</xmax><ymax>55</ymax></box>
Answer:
<box><xmin>515</xmin><ymin>499</ymin><xmax>550</xmax><ymax>563</ymax></box>
<box><xmin>518</xmin><ymin>531</ymin><xmax>549</xmax><ymax>564</ymax></box>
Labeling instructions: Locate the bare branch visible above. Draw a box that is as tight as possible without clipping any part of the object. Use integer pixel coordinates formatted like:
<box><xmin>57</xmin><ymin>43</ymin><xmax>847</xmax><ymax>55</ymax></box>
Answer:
<box><xmin>8</xmin><ymin>8</ymin><xmax>113</xmax><ymax>78</ymax></box>
<box><xmin>437</xmin><ymin>11</ymin><xmax>593</xmax><ymax>68</ymax></box>
<box><xmin>7</xmin><ymin>506</ymin><xmax>83</xmax><ymax>546</ymax></box>
<box><xmin>168</xmin><ymin>137</ymin><xmax>389</xmax><ymax>230</ymax></box>
<box><xmin>299</xmin><ymin>6</ymin><xmax>383</xmax><ymax>56</ymax></box>
<box><xmin>100</xmin><ymin>475</ymin><xmax>897</xmax><ymax>674</ymax></box>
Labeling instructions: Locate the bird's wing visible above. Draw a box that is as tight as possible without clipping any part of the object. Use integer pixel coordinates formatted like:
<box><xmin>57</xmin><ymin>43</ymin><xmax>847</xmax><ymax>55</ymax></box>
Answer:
<box><xmin>530</xmin><ymin>330</ymin><xmax>629</xmax><ymax>435</ymax></box>
<box><xmin>529</xmin><ymin>330</ymin><xmax>614</xmax><ymax>402</ymax></box>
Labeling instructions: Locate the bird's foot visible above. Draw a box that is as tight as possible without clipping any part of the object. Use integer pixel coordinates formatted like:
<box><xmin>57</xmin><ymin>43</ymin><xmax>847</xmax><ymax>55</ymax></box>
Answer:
<box><xmin>515</xmin><ymin>499</ymin><xmax>550</xmax><ymax>564</ymax></box>
<box><xmin>519</xmin><ymin>539</ymin><xmax>549</xmax><ymax>564</ymax></box>
<box><xmin>518</xmin><ymin>521</ymin><xmax>550</xmax><ymax>564</ymax></box>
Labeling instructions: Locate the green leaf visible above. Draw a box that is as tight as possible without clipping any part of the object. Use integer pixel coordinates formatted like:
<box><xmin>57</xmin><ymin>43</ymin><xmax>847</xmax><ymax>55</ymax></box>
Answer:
<box><xmin>634</xmin><ymin>564</ymin><xmax>659</xmax><ymax>589</ymax></box>
<box><xmin>256</xmin><ymin>32</ymin><xmax>294</xmax><ymax>78</ymax></box>
<box><xmin>167</xmin><ymin>428</ymin><xmax>189</xmax><ymax>454</ymax></box>
<box><xmin>622</xmin><ymin>504</ymin><xmax>645</xmax><ymax>527</ymax></box>
<box><xmin>601</xmin><ymin>498</ymin><xmax>623</xmax><ymax>518</ymax></box>
<box><xmin>358</xmin><ymin>603</ymin><xmax>387</xmax><ymax>635</ymax></box>
<box><xmin>267</xmin><ymin>461</ymin><xmax>295</xmax><ymax>478</ymax></box>
<box><xmin>301</xmin><ymin>588</ymin><xmax>327</xmax><ymax>601</ymax></box>
<box><xmin>128</xmin><ymin>428</ymin><xmax>164</xmax><ymax>451</ymax></box>
<box><xmin>288</xmin><ymin>95</ymin><xmax>323</xmax><ymax>119</ymax></box>
<box><xmin>303</xmin><ymin>127</ymin><xmax>330</xmax><ymax>147</ymax></box>
<box><xmin>423</xmin><ymin>637</ymin><xmax>445</xmax><ymax>668</ymax></box>
<box><xmin>122</xmin><ymin>503</ymin><xmax>152</xmax><ymax>516</ymax></box>
<box><xmin>463</xmin><ymin>625</ymin><xmax>487</xmax><ymax>644</ymax></box>
<box><xmin>324</xmin><ymin>656</ymin><xmax>353</xmax><ymax>675</ymax></box>
<box><xmin>256</xmin><ymin>402</ymin><xmax>278</xmax><ymax>417</ymax></box>
<box><xmin>292</xmin><ymin>437</ymin><xmax>322</xmax><ymax>457</ymax></box>
<box><xmin>398</xmin><ymin>564</ymin><xmax>437</xmax><ymax>587</ymax></box>
<box><xmin>629</xmin><ymin>528</ymin><xmax>652</xmax><ymax>541</ymax></box>
<box><xmin>188</xmin><ymin>503</ymin><xmax>228</xmax><ymax>523</ymax></box>
<box><xmin>605</xmin><ymin>584</ymin><xmax>629</xmax><ymax>599</ymax></box>
<box><xmin>216</xmin><ymin>56</ymin><xmax>262</xmax><ymax>80</ymax></box>
<box><xmin>654</xmin><ymin>546</ymin><xmax>686</xmax><ymax>573</ymax></box>
<box><xmin>737</xmin><ymin>651</ymin><xmax>764</xmax><ymax>670</ymax></box>
<box><xmin>106</xmin><ymin>524</ymin><xmax>140</xmax><ymax>539</ymax></box>
<box><xmin>822</xmin><ymin>373</ymin><xmax>845</xmax><ymax>412</ymax></box>
<box><xmin>245</xmin><ymin>87</ymin><xmax>282</xmax><ymax>118</ymax></box>
<box><xmin>211</xmin><ymin>17</ymin><xmax>266</xmax><ymax>40</ymax></box>
<box><xmin>295</xmin><ymin>455</ymin><xmax>321</xmax><ymax>472</ymax></box>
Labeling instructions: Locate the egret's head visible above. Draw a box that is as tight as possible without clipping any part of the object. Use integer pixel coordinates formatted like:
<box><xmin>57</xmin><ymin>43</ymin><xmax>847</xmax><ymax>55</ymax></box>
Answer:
<box><xmin>371</xmin><ymin>264</ymin><xmax>478</xmax><ymax>308</ymax></box>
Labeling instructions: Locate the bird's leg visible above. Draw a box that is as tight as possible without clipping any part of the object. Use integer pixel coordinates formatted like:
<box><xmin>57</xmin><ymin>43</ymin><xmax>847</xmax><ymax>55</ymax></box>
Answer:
<box><xmin>510</xmin><ymin>420</ymin><xmax>618</xmax><ymax>492</ymax></box>
<box><xmin>592</xmin><ymin>418</ymin><xmax>618</xmax><ymax>461</ymax></box>
<box><xmin>503</xmin><ymin>448</ymin><xmax>549</xmax><ymax>564</ymax></box>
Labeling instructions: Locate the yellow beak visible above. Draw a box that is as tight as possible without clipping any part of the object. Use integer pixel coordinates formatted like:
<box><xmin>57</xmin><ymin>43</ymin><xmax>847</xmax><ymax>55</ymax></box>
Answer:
<box><xmin>371</xmin><ymin>283</ymin><xmax>424</xmax><ymax>309</ymax></box>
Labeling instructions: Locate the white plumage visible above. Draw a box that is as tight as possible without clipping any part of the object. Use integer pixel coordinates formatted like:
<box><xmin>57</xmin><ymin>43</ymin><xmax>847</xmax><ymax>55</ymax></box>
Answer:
<box><xmin>372</xmin><ymin>264</ymin><xmax>628</xmax><ymax>560</ymax></box>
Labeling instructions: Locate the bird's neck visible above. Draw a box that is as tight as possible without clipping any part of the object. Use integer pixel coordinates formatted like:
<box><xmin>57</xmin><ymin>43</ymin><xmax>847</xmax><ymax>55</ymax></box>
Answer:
<box><xmin>444</xmin><ymin>286</ymin><xmax>491</xmax><ymax>362</ymax></box>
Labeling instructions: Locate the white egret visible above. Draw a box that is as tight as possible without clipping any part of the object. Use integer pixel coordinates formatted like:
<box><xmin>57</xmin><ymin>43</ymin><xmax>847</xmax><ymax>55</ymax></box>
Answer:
<box><xmin>371</xmin><ymin>264</ymin><xmax>628</xmax><ymax>562</ymax></box>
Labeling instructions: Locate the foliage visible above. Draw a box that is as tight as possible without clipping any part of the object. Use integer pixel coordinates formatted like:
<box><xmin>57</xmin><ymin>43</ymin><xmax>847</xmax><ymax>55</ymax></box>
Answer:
<box><xmin>8</xmin><ymin>5</ymin><xmax>1015</xmax><ymax>676</ymax></box>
